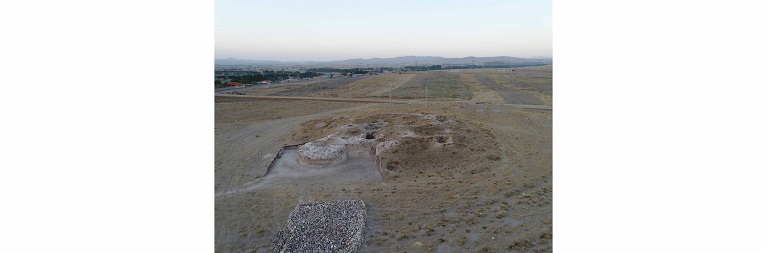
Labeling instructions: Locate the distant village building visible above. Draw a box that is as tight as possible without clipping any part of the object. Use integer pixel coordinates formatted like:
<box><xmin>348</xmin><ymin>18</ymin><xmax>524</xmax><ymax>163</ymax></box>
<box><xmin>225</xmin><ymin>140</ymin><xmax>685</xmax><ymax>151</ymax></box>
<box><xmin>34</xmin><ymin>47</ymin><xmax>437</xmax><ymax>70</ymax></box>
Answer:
<box><xmin>257</xmin><ymin>80</ymin><xmax>272</xmax><ymax>84</ymax></box>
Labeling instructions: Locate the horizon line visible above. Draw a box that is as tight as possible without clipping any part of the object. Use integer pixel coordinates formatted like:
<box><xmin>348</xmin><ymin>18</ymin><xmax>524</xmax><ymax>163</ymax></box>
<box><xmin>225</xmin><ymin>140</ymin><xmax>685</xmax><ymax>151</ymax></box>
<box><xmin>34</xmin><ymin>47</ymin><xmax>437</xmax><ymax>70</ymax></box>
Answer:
<box><xmin>215</xmin><ymin>55</ymin><xmax>553</xmax><ymax>62</ymax></box>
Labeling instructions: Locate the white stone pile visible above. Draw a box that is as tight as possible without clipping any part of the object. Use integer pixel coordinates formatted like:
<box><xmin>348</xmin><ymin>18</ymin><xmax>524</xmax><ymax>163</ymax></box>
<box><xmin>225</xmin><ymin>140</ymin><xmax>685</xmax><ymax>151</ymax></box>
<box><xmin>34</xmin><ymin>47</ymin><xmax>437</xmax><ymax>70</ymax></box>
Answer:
<box><xmin>272</xmin><ymin>200</ymin><xmax>366</xmax><ymax>253</ymax></box>
<box><xmin>297</xmin><ymin>140</ymin><xmax>346</xmax><ymax>166</ymax></box>
<box><xmin>297</xmin><ymin>132</ymin><xmax>377</xmax><ymax>166</ymax></box>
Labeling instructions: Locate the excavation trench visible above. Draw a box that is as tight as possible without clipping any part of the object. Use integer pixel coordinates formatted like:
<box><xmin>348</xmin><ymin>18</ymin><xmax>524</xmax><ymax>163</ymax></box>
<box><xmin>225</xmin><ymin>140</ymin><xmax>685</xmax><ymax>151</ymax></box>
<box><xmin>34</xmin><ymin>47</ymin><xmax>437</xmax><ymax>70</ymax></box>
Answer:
<box><xmin>216</xmin><ymin>135</ymin><xmax>384</xmax><ymax>198</ymax></box>
<box><xmin>260</xmin><ymin>146</ymin><xmax>382</xmax><ymax>188</ymax></box>
<box><xmin>217</xmin><ymin>147</ymin><xmax>380</xmax><ymax>198</ymax></box>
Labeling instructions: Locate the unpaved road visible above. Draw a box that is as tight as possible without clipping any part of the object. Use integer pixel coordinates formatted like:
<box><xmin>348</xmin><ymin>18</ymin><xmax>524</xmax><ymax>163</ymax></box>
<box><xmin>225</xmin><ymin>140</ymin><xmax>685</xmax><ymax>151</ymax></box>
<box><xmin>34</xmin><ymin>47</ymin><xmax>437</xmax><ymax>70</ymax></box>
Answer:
<box><xmin>215</xmin><ymin>94</ymin><xmax>552</xmax><ymax>110</ymax></box>
<box><xmin>216</xmin><ymin>94</ymin><xmax>414</xmax><ymax>104</ymax></box>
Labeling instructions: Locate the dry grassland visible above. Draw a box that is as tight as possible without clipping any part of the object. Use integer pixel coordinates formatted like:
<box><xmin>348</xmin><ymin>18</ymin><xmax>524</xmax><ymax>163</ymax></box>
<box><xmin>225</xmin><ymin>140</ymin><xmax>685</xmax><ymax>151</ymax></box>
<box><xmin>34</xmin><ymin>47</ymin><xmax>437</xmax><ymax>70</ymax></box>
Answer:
<box><xmin>215</xmin><ymin>66</ymin><xmax>552</xmax><ymax>252</ymax></box>
<box><xmin>459</xmin><ymin>73</ymin><xmax>506</xmax><ymax>104</ymax></box>
<box><xmin>389</xmin><ymin>72</ymin><xmax>471</xmax><ymax>101</ymax></box>
<box><xmin>315</xmin><ymin>74</ymin><xmax>416</xmax><ymax>98</ymax></box>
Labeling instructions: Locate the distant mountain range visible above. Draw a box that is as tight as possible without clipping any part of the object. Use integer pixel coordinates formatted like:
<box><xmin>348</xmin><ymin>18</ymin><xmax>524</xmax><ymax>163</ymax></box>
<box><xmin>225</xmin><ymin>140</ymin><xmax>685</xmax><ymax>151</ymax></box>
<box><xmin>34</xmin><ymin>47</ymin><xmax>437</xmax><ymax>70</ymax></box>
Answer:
<box><xmin>215</xmin><ymin>56</ymin><xmax>551</xmax><ymax>68</ymax></box>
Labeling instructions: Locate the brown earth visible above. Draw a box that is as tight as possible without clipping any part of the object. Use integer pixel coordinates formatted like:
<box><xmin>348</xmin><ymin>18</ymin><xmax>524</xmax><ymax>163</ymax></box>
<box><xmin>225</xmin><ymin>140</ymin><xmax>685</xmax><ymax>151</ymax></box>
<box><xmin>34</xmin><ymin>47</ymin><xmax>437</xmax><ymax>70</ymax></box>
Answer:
<box><xmin>215</xmin><ymin>66</ymin><xmax>552</xmax><ymax>252</ymax></box>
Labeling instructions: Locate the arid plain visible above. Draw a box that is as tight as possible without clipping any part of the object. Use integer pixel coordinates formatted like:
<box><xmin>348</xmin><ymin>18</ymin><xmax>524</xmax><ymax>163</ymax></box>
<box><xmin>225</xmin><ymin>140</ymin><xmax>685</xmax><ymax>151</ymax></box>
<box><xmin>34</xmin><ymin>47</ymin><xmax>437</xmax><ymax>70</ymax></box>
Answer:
<box><xmin>215</xmin><ymin>66</ymin><xmax>552</xmax><ymax>252</ymax></box>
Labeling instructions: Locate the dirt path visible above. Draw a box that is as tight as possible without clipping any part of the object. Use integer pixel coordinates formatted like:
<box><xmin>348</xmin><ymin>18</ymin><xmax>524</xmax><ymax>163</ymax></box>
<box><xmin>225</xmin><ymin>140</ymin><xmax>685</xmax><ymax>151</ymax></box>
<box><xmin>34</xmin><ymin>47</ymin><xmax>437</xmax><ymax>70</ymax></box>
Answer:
<box><xmin>216</xmin><ymin>94</ymin><xmax>415</xmax><ymax>104</ymax></box>
<box><xmin>216</xmin><ymin>94</ymin><xmax>551</xmax><ymax>113</ymax></box>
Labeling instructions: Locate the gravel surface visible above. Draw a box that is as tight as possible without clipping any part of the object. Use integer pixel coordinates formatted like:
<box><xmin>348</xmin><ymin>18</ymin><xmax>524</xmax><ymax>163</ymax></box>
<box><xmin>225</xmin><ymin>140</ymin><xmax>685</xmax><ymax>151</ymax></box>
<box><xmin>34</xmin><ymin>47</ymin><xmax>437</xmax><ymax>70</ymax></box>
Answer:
<box><xmin>273</xmin><ymin>200</ymin><xmax>366</xmax><ymax>253</ymax></box>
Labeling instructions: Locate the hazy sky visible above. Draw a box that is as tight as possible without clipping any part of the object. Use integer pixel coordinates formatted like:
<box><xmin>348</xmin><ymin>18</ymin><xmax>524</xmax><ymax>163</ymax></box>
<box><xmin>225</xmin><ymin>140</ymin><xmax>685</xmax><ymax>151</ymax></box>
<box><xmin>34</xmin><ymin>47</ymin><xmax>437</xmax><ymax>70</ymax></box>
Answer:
<box><xmin>215</xmin><ymin>0</ymin><xmax>551</xmax><ymax>61</ymax></box>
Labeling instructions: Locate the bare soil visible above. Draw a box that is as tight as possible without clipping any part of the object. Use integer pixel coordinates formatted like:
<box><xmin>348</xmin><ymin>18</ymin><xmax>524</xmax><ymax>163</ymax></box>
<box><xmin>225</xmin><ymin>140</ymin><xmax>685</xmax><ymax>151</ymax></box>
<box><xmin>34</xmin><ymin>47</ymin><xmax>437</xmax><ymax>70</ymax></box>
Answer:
<box><xmin>215</xmin><ymin>66</ymin><xmax>552</xmax><ymax>252</ymax></box>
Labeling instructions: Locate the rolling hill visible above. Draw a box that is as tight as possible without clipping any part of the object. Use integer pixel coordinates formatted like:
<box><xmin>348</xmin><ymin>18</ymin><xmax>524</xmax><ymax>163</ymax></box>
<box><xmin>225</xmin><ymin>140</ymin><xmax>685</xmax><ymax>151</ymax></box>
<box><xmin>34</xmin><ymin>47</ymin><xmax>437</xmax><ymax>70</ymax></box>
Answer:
<box><xmin>215</xmin><ymin>56</ymin><xmax>551</xmax><ymax>68</ymax></box>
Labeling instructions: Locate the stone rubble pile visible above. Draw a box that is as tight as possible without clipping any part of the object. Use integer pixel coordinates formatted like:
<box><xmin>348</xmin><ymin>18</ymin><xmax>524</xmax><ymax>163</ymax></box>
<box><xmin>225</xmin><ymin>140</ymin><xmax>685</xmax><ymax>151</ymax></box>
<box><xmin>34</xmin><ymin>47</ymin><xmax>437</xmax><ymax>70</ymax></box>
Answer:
<box><xmin>273</xmin><ymin>200</ymin><xmax>366</xmax><ymax>253</ymax></box>
<box><xmin>297</xmin><ymin>139</ymin><xmax>346</xmax><ymax>166</ymax></box>
<box><xmin>297</xmin><ymin>133</ymin><xmax>377</xmax><ymax>166</ymax></box>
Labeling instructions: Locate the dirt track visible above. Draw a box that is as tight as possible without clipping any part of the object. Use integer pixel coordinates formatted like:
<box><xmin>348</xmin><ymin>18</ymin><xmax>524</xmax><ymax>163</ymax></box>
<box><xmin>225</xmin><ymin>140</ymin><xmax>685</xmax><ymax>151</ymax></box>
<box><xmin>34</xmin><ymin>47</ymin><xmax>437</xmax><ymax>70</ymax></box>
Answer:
<box><xmin>215</xmin><ymin>94</ymin><xmax>552</xmax><ymax>111</ymax></box>
<box><xmin>215</xmin><ymin>94</ymin><xmax>413</xmax><ymax>104</ymax></box>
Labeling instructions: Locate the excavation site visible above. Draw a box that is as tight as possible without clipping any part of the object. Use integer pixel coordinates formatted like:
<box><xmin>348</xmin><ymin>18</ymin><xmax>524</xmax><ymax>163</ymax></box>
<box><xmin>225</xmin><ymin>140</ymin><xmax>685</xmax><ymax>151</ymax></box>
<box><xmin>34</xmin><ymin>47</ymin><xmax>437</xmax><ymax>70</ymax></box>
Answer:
<box><xmin>215</xmin><ymin>66</ymin><xmax>552</xmax><ymax>252</ymax></box>
<box><xmin>252</xmin><ymin>131</ymin><xmax>383</xmax><ymax>190</ymax></box>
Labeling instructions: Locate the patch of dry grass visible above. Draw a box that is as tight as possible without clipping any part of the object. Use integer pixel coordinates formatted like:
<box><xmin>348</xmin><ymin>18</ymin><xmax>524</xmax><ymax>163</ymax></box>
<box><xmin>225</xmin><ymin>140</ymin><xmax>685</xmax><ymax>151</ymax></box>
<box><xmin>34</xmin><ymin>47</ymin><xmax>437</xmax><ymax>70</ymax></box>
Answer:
<box><xmin>459</xmin><ymin>73</ymin><xmax>505</xmax><ymax>104</ymax></box>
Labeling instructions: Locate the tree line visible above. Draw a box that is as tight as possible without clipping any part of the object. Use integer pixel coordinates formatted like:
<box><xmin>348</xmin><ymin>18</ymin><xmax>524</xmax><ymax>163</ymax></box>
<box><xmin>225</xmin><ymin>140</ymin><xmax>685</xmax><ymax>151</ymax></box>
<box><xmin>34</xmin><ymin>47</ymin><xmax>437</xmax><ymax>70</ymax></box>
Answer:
<box><xmin>215</xmin><ymin>71</ymin><xmax>325</xmax><ymax>84</ymax></box>
<box><xmin>305</xmin><ymin>67</ymin><xmax>396</xmax><ymax>73</ymax></box>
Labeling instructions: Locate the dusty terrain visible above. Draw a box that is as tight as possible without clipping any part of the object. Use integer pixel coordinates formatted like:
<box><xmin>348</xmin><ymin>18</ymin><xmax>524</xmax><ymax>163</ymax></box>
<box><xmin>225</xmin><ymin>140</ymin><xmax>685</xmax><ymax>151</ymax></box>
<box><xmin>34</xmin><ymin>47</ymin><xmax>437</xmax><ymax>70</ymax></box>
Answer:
<box><xmin>215</xmin><ymin>66</ymin><xmax>552</xmax><ymax>252</ymax></box>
